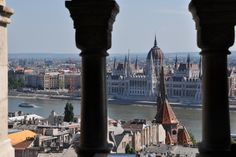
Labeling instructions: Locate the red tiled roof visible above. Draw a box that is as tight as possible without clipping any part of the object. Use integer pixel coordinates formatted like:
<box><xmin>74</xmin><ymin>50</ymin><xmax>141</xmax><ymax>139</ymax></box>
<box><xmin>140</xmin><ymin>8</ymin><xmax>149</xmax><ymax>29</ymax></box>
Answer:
<box><xmin>156</xmin><ymin>99</ymin><xmax>179</xmax><ymax>124</ymax></box>
<box><xmin>14</xmin><ymin>140</ymin><xmax>33</xmax><ymax>150</ymax></box>
<box><xmin>177</xmin><ymin>126</ymin><xmax>193</xmax><ymax>145</ymax></box>
<box><xmin>122</xmin><ymin>123</ymin><xmax>144</xmax><ymax>132</ymax></box>
<box><xmin>155</xmin><ymin>67</ymin><xmax>179</xmax><ymax>125</ymax></box>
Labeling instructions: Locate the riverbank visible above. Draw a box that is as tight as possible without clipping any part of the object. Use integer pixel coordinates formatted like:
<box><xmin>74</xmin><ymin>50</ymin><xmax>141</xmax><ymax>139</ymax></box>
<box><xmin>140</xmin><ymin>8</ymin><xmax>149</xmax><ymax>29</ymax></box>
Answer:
<box><xmin>8</xmin><ymin>91</ymin><xmax>81</xmax><ymax>100</ymax></box>
<box><xmin>8</xmin><ymin>92</ymin><xmax>201</xmax><ymax>109</ymax></box>
<box><xmin>8</xmin><ymin>92</ymin><xmax>236</xmax><ymax>111</ymax></box>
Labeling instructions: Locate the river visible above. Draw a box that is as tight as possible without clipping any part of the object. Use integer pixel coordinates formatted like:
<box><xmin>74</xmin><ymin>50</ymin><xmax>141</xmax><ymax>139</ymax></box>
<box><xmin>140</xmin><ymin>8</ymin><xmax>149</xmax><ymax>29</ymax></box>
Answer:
<box><xmin>8</xmin><ymin>97</ymin><xmax>236</xmax><ymax>142</ymax></box>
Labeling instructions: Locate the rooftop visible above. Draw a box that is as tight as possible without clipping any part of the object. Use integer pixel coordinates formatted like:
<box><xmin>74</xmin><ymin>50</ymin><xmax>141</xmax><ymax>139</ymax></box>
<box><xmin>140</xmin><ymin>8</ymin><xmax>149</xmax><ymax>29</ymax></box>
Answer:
<box><xmin>8</xmin><ymin>130</ymin><xmax>36</xmax><ymax>145</ymax></box>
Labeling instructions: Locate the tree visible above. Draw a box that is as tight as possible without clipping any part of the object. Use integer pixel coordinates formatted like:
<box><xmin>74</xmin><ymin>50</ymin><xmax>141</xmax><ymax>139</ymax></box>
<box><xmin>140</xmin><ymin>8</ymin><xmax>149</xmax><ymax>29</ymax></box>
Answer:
<box><xmin>189</xmin><ymin>132</ymin><xmax>197</xmax><ymax>146</ymax></box>
<box><xmin>8</xmin><ymin>77</ymin><xmax>24</xmax><ymax>89</ymax></box>
<box><xmin>125</xmin><ymin>144</ymin><xmax>135</xmax><ymax>154</ymax></box>
<box><xmin>64</xmin><ymin>102</ymin><xmax>74</xmax><ymax>122</ymax></box>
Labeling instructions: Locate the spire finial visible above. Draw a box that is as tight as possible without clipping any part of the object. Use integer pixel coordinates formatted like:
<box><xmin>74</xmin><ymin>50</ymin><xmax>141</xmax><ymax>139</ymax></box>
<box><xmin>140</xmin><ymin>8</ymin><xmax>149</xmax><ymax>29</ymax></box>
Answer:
<box><xmin>175</xmin><ymin>55</ymin><xmax>178</xmax><ymax>69</ymax></box>
<box><xmin>159</xmin><ymin>66</ymin><xmax>167</xmax><ymax>100</ymax></box>
<box><xmin>154</xmin><ymin>35</ymin><xmax>157</xmax><ymax>47</ymax></box>
<box><xmin>135</xmin><ymin>56</ymin><xmax>138</xmax><ymax>70</ymax></box>
<box><xmin>187</xmin><ymin>53</ymin><xmax>190</xmax><ymax>68</ymax></box>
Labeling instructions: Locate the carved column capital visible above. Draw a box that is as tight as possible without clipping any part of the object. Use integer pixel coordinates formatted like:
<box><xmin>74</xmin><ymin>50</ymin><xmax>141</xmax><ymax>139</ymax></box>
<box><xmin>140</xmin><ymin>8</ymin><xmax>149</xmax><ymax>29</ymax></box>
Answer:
<box><xmin>65</xmin><ymin>0</ymin><xmax>119</xmax><ymax>56</ymax></box>
<box><xmin>0</xmin><ymin>5</ymin><xmax>13</xmax><ymax>26</ymax></box>
<box><xmin>189</xmin><ymin>0</ymin><xmax>236</xmax><ymax>54</ymax></box>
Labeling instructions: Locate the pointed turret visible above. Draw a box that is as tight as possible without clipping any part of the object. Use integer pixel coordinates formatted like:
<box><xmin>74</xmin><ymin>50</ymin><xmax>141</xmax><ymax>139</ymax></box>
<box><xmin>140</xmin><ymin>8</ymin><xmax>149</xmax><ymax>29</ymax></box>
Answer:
<box><xmin>124</xmin><ymin>56</ymin><xmax>127</xmax><ymax>76</ymax></box>
<box><xmin>175</xmin><ymin>55</ymin><xmax>178</xmax><ymax>70</ymax></box>
<box><xmin>124</xmin><ymin>56</ymin><xmax>127</xmax><ymax>68</ymax></box>
<box><xmin>187</xmin><ymin>53</ymin><xmax>190</xmax><ymax>68</ymax></box>
<box><xmin>113</xmin><ymin>58</ymin><xmax>116</xmax><ymax>69</ymax></box>
<box><xmin>155</xmin><ymin>66</ymin><xmax>179</xmax><ymax>144</ymax></box>
<box><xmin>177</xmin><ymin>126</ymin><xmax>193</xmax><ymax>145</ymax></box>
<box><xmin>154</xmin><ymin>35</ymin><xmax>157</xmax><ymax>47</ymax></box>
<box><xmin>155</xmin><ymin>66</ymin><xmax>179</xmax><ymax>124</ymax></box>
<box><xmin>127</xmin><ymin>51</ymin><xmax>132</xmax><ymax>76</ymax></box>
<box><xmin>159</xmin><ymin>66</ymin><xmax>167</xmax><ymax>101</ymax></box>
<box><xmin>135</xmin><ymin>56</ymin><xmax>138</xmax><ymax>70</ymax></box>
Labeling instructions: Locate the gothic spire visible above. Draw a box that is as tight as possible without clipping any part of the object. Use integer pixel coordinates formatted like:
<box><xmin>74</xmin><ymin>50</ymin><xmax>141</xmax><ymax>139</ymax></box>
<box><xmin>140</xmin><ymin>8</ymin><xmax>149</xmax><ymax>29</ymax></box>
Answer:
<box><xmin>154</xmin><ymin>35</ymin><xmax>157</xmax><ymax>47</ymax></box>
<box><xmin>124</xmin><ymin>56</ymin><xmax>127</xmax><ymax>76</ymax></box>
<box><xmin>187</xmin><ymin>53</ymin><xmax>190</xmax><ymax>68</ymax></box>
<box><xmin>124</xmin><ymin>56</ymin><xmax>127</xmax><ymax>69</ymax></box>
<box><xmin>127</xmin><ymin>50</ymin><xmax>131</xmax><ymax>76</ymax></box>
<box><xmin>159</xmin><ymin>66</ymin><xmax>167</xmax><ymax>101</ymax></box>
<box><xmin>135</xmin><ymin>56</ymin><xmax>138</xmax><ymax>70</ymax></box>
<box><xmin>113</xmin><ymin>57</ymin><xmax>116</xmax><ymax>69</ymax></box>
<box><xmin>155</xmin><ymin>66</ymin><xmax>179</xmax><ymax>124</ymax></box>
<box><xmin>175</xmin><ymin>55</ymin><xmax>178</xmax><ymax>70</ymax></box>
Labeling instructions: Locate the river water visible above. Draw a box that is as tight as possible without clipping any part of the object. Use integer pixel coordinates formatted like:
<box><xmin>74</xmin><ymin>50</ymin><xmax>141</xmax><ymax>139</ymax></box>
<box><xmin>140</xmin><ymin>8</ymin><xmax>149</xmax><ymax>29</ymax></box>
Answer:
<box><xmin>8</xmin><ymin>97</ymin><xmax>236</xmax><ymax>142</ymax></box>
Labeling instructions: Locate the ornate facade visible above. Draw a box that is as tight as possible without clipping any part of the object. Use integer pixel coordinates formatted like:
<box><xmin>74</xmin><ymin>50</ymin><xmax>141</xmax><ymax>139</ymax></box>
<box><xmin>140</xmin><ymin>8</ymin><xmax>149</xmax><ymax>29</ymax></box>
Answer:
<box><xmin>107</xmin><ymin>37</ymin><xmax>163</xmax><ymax>100</ymax></box>
<box><xmin>166</xmin><ymin>56</ymin><xmax>202</xmax><ymax>104</ymax></box>
<box><xmin>107</xmin><ymin>39</ymin><xmax>202</xmax><ymax>104</ymax></box>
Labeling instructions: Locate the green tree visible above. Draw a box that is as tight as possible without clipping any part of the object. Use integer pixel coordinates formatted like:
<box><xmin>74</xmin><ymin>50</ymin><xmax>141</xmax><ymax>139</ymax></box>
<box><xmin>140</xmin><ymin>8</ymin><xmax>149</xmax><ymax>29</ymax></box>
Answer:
<box><xmin>8</xmin><ymin>77</ymin><xmax>24</xmax><ymax>89</ymax></box>
<box><xmin>125</xmin><ymin>144</ymin><xmax>135</xmax><ymax>154</ymax></box>
<box><xmin>189</xmin><ymin>132</ymin><xmax>197</xmax><ymax>146</ymax></box>
<box><xmin>64</xmin><ymin>102</ymin><xmax>74</xmax><ymax>122</ymax></box>
<box><xmin>17</xmin><ymin>78</ymin><xmax>24</xmax><ymax>88</ymax></box>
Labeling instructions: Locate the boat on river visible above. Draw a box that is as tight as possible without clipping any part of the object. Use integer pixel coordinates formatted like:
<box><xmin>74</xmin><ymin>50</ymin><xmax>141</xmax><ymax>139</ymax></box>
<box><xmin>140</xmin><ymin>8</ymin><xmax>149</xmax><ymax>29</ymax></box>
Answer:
<box><xmin>18</xmin><ymin>102</ymin><xmax>36</xmax><ymax>108</ymax></box>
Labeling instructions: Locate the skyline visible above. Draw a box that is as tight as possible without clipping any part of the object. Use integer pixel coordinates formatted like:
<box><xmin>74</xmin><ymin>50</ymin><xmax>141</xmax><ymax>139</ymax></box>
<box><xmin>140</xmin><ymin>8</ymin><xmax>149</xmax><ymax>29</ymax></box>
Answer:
<box><xmin>6</xmin><ymin>0</ymin><xmax>236</xmax><ymax>54</ymax></box>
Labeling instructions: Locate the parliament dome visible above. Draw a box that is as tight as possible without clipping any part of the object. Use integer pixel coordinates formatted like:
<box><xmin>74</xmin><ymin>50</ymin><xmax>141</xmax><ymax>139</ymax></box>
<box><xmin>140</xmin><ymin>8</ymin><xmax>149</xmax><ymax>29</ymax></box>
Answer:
<box><xmin>146</xmin><ymin>37</ymin><xmax>164</xmax><ymax>61</ymax></box>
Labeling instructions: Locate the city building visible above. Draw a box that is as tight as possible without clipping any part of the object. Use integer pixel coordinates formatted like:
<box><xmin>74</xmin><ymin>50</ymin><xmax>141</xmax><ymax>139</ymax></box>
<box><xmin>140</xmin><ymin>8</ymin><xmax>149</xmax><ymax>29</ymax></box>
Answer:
<box><xmin>8</xmin><ymin>130</ymin><xmax>38</xmax><ymax>157</ymax></box>
<box><xmin>1</xmin><ymin>0</ymin><xmax>235</xmax><ymax>156</ymax></box>
<box><xmin>166</xmin><ymin>55</ymin><xmax>202</xmax><ymax>104</ymax></box>
<box><xmin>107</xmin><ymin>37</ymin><xmax>163</xmax><ymax>101</ymax></box>
<box><xmin>107</xmin><ymin>38</ymin><xmax>202</xmax><ymax>104</ymax></box>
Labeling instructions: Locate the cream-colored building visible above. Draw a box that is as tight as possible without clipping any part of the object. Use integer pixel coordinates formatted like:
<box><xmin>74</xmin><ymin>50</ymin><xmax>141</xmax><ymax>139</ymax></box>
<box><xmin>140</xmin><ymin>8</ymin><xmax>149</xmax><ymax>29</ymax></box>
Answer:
<box><xmin>141</xmin><ymin>123</ymin><xmax>166</xmax><ymax>148</ymax></box>
<box><xmin>43</xmin><ymin>72</ymin><xmax>61</xmax><ymax>90</ymax></box>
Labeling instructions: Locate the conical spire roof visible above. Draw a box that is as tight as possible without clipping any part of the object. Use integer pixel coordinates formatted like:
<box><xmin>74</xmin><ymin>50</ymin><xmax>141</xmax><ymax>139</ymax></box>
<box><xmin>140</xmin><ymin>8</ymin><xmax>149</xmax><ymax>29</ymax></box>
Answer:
<box><xmin>154</xmin><ymin>35</ymin><xmax>157</xmax><ymax>47</ymax></box>
<box><xmin>155</xmin><ymin>66</ymin><xmax>179</xmax><ymax>124</ymax></box>
<box><xmin>146</xmin><ymin>36</ymin><xmax>164</xmax><ymax>61</ymax></box>
<box><xmin>177</xmin><ymin>126</ymin><xmax>193</xmax><ymax>145</ymax></box>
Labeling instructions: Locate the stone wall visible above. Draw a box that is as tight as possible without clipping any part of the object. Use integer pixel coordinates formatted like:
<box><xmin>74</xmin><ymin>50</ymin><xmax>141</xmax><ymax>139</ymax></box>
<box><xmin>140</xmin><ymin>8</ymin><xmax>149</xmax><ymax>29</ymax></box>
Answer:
<box><xmin>0</xmin><ymin>2</ymin><xmax>14</xmax><ymax>157</ymax></box>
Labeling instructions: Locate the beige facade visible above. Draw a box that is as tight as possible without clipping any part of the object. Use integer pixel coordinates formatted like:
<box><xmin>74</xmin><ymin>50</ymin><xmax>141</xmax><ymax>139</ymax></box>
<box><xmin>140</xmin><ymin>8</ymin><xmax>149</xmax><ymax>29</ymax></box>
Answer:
<box><xmin>141</xmin><ymin>124</ymin><xmax>166</xmax><ymax>147</ymax></box>
<box><xmin>132</xmin><ymin>131</ymin><xmax>142</xmax><ymax>151</ymax></box>
<box><xmin>44</xmin><ymin>72</ymin><xmax>60</xmax><ymax>90</ymax></box>
<box><xmin>0</xmin><ymin>2</ymin><xmax>14</xmax><ymax>157</ymax></box>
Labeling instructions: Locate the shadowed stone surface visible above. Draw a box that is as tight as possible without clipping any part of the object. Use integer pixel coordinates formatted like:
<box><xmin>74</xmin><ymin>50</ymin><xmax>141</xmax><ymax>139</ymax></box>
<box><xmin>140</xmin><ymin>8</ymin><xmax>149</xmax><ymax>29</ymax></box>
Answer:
<box><xmin>0</xmin><ymin>2</ymin><xmax>14</xmax><ymax>157</ymax></box>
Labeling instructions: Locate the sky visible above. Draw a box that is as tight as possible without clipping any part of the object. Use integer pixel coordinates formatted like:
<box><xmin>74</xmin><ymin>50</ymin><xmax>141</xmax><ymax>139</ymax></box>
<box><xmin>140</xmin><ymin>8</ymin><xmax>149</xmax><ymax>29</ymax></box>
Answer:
<box><xmin>6</xmin><ymin>0</ymin><xmax>236</xmax><ymax>54</ymax></box>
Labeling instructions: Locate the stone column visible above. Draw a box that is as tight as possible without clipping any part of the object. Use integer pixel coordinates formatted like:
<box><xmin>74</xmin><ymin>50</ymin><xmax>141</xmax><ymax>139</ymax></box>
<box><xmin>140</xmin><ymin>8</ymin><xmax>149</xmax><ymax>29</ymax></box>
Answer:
<box><xmin>65</xmin><ymin>0</ymin><xmax>119</xmax><ymax>156</ymax></box>
<box><xmin>0</xmin><ymin>2</ymin><xmax>14</xmax><ymax>157</ymax></box>
<box><xmin>189</xmin><ymin>1</ymin><xmax>236</xmax><ymax>156</ymax></box>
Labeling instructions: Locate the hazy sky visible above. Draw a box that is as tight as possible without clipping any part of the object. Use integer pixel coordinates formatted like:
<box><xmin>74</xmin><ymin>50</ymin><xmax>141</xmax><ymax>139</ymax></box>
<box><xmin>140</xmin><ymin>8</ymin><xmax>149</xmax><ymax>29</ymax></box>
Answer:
<box><xmin>6</xmin><ymin>0</ymin><xmax>236</xmax><ymax>54</ymax></box>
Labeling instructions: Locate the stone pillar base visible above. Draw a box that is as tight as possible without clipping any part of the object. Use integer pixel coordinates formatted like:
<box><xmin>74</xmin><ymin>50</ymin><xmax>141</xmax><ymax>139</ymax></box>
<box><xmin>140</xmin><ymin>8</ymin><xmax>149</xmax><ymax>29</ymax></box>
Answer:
<box><xmin>197</xmin><ymin>142</ymin><xmax>232</xmax><ymax>157</ymax></box>
<box><xmin>0</xmin><ymin>139</ymin><xmax>14</xmax><ymax>157</ymax></box>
